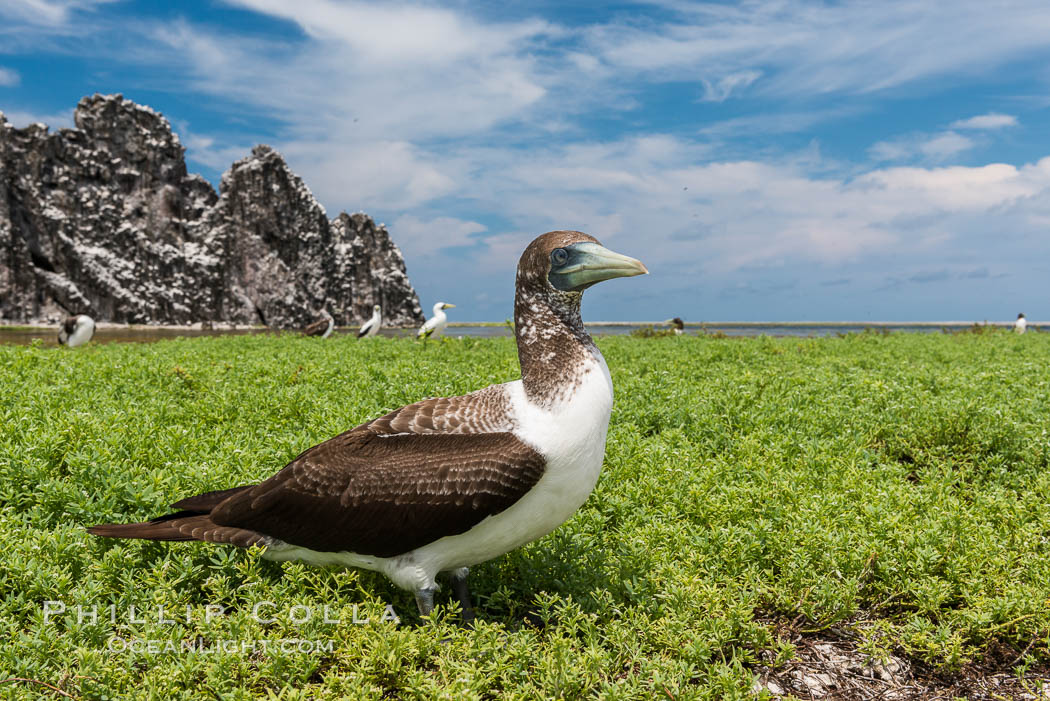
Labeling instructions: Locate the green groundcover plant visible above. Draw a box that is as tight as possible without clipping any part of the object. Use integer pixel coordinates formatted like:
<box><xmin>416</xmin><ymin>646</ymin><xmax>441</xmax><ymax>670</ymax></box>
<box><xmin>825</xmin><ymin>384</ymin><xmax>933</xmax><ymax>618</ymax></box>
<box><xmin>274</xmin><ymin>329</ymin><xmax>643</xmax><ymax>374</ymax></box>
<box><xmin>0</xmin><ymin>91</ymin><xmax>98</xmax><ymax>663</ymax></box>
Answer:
<box><xmin>1</xmin><ymin>331</ymin><xmax>1048</xmax><ymax>699</ymax></box>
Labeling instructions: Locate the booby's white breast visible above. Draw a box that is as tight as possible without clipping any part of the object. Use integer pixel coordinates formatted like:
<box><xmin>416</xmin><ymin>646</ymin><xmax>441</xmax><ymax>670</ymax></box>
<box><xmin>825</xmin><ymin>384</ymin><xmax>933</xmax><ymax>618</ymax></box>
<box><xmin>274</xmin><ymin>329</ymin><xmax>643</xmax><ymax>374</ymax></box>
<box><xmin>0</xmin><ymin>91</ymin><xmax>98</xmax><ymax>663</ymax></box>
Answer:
<box><xmin>420</xmin><ymin>311</ymin><xmax>448</xmax><ymax>338</ymax></box>
<box><xmin>66</xmin><ymin>316</ymin><xmax>95</xmax><ymax>348</ymax></box>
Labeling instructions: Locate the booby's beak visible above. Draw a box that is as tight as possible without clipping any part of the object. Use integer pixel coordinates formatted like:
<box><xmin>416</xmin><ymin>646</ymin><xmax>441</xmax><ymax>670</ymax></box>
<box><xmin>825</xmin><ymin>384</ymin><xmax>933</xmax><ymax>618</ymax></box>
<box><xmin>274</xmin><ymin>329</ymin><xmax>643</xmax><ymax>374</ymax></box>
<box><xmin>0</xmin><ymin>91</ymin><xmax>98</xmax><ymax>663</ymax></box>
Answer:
<box><xmin>549</xmin><ymin>242</ymin><xmax>648</xmax><ymax>292</ymax></box>
<box><xmin>443</xmin><ymin>303</ymin><xmax>456</xmax><ymax>309</ymax></box>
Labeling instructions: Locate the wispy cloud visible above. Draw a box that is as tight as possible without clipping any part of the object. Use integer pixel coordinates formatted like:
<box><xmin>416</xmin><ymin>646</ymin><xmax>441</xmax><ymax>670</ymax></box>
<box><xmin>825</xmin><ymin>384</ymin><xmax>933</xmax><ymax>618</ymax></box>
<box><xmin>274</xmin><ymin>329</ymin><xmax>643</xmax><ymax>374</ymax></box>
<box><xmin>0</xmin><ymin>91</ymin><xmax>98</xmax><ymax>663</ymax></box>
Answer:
<box><xmin>584</xmin><ymin>0</ymin><xmax>1050</xmax><ymax>98</ymax></box>
<box><xmin>870</xmin><ymin>130</ymin><xmax>977</xmax><ymax>163</ymax></box>
<box><xmin>0</xmin><ymin>67</ymin><xmax>19</xmax><ymax>87</ymax></box>
<box><xmin>0</xmin><ymin>0</ymin><xmax>114</xmax><ymax>28</ymax></box>
<box><xmin>700</xmin><ymin>70</ymin><xmax>761</xmax><ymax>102</ymax></box>
<box><xmin>951</xmin><ymin>112</ymin><xmax>1019</xmax><ymax>129</ymax></box>
<box><xmin>698</xmin><ymin>106</ymin><xmax>861</xmax><ymax>138</ymax></box>
<box><xmin>919</xmin><ymin>132</ymin><xmax>974</xmax><ymax>160</ymax></box>
<box><xmin>0</xmin><ymin>107</ymin><xmax>74</xmax><ymax>128</ymax></box>
<box><xmin>390</xmin><ymin>215</ymin><xmax>487</xmax><ymax>257</ymax></box>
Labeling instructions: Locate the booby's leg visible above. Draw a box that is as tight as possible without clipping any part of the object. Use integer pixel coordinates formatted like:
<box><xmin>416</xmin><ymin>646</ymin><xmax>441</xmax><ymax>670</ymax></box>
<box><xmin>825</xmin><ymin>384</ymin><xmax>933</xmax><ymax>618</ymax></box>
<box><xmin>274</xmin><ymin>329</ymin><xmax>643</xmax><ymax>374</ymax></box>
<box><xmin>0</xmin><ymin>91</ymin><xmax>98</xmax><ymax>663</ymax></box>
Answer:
<box><xmin>414</xmin><ymin>587</ymin><xmax>437</xmax><ymax>617</ymax></box>
<box><xmin>450</xmin><ymin>567</ymin><xmax>475</xmax><ymax>624</ymax></box>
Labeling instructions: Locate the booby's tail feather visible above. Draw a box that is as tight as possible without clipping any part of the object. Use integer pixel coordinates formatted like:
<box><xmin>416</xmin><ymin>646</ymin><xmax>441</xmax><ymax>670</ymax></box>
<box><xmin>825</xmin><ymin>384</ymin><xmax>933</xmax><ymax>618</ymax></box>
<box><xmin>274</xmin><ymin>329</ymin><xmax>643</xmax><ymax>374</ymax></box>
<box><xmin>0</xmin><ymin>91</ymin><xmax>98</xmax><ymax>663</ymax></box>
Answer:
<box><xmin>87</xmin><ymin>517</ymin><xmax>202</xmax><ymax>541</ymax></box>
<box><xmin>88</xmin><ymin>485</ymin><xmax>266</xmax><ymax>548</ymax></box>
<box><xmin>88</xmin><ymin>514</ymin><xmax>268</xmax><ymax>548</ymax></box>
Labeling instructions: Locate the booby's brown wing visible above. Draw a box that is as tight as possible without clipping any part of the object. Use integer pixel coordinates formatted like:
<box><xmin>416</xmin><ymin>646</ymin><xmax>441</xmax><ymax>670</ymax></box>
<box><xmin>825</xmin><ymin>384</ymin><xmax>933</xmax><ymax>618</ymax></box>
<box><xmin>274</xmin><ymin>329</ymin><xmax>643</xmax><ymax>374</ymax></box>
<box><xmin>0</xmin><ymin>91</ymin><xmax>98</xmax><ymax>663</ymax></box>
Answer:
<box><xmin>209</xmin><ymin>429</ymin><xmax>545</xmax><ymax>557</ymax></box>
<box><xmin>365</xmin><ymin>384</ymin><xmax>514</xmax><ymax>435</ymax></box>
<box><xmin>302</xmin><ymin>318</ymin><xmax>329</xmax><ymax>336</ymax></box>
<box><xmin>89</xmin><ymin>386</ymin><xmax>529</xmax><ymax>552</ymax></box>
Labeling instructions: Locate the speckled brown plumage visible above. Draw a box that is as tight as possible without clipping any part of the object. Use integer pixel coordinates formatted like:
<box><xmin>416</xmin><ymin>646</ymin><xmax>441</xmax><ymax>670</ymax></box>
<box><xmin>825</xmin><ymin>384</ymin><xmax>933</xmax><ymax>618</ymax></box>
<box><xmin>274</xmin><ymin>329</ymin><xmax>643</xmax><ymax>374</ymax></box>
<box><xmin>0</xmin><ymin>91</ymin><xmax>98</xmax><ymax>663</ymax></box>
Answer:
<box><xmin>366</xmin><ymin>384</ymin><xmax>515</xmax><ymax>435</ymax></box>
<box><xmin>302</xmin><ymin>317</ymin><xmax>331</xmax><ymax>336</ymax></box>
<box><xmin>514</xmin><ymin>231</ymin><xmax>603</xmax><ymax>407</ymax></box>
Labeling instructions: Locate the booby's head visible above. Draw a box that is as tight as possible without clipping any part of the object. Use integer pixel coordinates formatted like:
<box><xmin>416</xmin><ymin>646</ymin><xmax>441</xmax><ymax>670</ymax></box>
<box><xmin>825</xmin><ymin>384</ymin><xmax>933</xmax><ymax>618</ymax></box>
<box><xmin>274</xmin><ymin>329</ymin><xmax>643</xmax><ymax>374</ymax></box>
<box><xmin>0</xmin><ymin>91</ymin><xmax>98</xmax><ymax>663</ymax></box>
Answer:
<box><xmin>514</xmin><ymin>231</ymin><xmax>646</xmax><ymax>404</ymax></box>
<box><xmin>517</xmin><ymin>231</ymin><xmax>647</xmax><ymax>298</ymax></box>
<box><xmin>433</xmin><ymin>302</ymin><xmax>455</xmax><ymax>313</ymax></box>
<box><xmin>373</xmin><ymin>304</ymin><xmax>381</xmax><ymax>314</ymax></box>
<box><xmin>1018</xmin><ymin>313</ymin><xmax>1026</xmax><ymax>319</ymax></box>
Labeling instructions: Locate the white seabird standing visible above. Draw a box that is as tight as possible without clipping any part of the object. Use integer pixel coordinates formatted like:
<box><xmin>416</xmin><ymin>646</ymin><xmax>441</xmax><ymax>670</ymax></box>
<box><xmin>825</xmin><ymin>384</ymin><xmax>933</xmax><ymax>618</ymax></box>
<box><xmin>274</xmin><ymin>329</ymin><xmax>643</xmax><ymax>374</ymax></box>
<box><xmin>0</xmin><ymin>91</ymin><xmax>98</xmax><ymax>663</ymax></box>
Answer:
<box><xmin>417</xmin><ymin>302</ymin><xmax>455</xmax><ymax>341</ymax></box>
<box><xmin>89</xmin><ymin>231</ymin><xmax>647</xmax><ymax>619</ymax></box>
<box><xmin>358</xmin><ymin>304</ymin><xmax>382</xmax><ymax>338</ymax></box>
<box><xmin>58</xmin><ymin>315</ymin><xmax>95</xmax><ymax>347</ymax></box>
<box><xmin>1015</xmin><ymin>313</ymin><xmax>1027</xmax><ymax>334</ymax></box>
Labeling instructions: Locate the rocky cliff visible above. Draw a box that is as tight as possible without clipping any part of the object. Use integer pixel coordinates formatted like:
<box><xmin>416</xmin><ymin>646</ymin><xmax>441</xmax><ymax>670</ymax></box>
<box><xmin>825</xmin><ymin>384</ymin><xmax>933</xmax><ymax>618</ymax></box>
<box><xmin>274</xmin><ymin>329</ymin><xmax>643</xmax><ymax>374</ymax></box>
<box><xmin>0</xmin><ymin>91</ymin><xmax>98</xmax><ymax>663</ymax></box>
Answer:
<box><xmin>0</xmin><ymin>94</ymin><xmax>423</xmax><ymax>328</ymax></box>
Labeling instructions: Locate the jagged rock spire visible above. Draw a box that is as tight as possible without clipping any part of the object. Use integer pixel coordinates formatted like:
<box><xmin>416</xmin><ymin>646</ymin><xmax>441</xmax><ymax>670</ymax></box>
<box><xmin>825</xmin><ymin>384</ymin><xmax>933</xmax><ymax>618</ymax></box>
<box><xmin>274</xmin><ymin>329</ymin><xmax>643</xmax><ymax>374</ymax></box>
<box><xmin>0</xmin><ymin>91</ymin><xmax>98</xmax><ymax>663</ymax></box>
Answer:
<box><xmin>0</xmin><ymin>94</ymin><xmax>424</xmax><ymax>328</ymax></box>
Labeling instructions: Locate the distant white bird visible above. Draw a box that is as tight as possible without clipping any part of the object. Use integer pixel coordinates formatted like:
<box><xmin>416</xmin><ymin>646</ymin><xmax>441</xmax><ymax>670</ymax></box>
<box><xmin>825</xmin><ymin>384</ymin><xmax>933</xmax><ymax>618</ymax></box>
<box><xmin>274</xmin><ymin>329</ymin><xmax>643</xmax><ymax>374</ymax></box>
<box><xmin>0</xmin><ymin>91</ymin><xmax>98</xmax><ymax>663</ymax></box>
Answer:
<box><xmin>417</xmin><ymin>302</ymin><xmax>456</xmax><ymax>341</ymax></box>
<box><xmin>358</xmin><ymin>304</ymin><xmax>382</xmax><ymax>338</ymax></box>
<box><xmin>1015</xmin><ymin>313</ymin><xmax>1027</xmax><ymax>334</ymax></box>
<box><xmin>58</xmin><ymin>315</ymin><xmax>95</xmax><ymax>347</ymax></box>
<box><xmin>302</xmin><ymin>311</ymin><xmax>335</xmax><ymax>339</ymax></box>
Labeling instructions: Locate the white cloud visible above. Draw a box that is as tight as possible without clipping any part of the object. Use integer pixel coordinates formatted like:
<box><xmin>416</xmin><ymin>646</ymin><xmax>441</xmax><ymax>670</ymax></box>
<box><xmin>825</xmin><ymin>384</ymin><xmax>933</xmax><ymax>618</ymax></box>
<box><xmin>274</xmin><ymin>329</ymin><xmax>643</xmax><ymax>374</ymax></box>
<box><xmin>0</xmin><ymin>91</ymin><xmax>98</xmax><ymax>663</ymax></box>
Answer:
<box><xmin>951</xmin><ymin>113</ymin><xmax>1019</xmax><ymax>129</ymax></box>
<box><xmin>870</xmin><ymin>131</ymin><xmax>975</xmax><ymax>163</ymax></box>
<box><xmin>278</xmin><ymin>139</ymin><xmax>461</xmax><ymax>211</ymax></box>
<box><xmin>146</xmin><ymin>7</ymin><xmax>554</xmax><ymax>143</ymax></box>
<box><xmin>446</xmin><ymin>135</ymin><xmax>1050</xmax><ymax>279</ymax></box>
<box><xmin>0</xmin><ymin>67</ymin><xmax>20</xmax><ymax>87</ymax></box>
<box><xmin>918</xmin><ymin>131</ymin><xmax>974</xmax><ymax>160</ymax></box>
<box><xmin>585</xmin><ymin>0</ymin><xmax>1050</xmax><ymax>98</ymax></box>
<box><xmin>0</xmin><ymin>108</ymin><xmax>74</xmax><ymax>128</ymax></box>
<box><xmin>225</xmin><ymin>0</ymin><xmax>556</xmax><ymax>67</ymax></box>
<box><xmin>699</xmin><ymin>106</ymin><xmax>860</xmax><ymax>138</ymax></box>
<box><xmin>390</xmin><ymin>215</ymin><xmax>487</xmax><ymax>257</ymax></box>
<box><xmin>0</xmin><ymin>0</ymin><xmax>113</xmax><ymax>26</ymax></box>
<box><xmin>700</xmin><ymin>70</ymin><xmax>761</xmax><ymax>102</ymax></box>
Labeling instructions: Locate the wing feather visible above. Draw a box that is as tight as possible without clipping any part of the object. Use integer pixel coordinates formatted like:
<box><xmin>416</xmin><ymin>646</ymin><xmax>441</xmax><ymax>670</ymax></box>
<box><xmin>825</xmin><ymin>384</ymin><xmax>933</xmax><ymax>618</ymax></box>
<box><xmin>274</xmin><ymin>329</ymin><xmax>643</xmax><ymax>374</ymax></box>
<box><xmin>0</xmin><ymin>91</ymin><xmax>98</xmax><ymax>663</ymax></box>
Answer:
<box><xmin>303</xmin><ymin>318</ymin><xmax>328</xmax><ymax>336</ymax></box>
<box><xmin>210</xmin><ymin>430</ymin><xmax>545</xmax><ymax>557</ymax></box>
<box><xmin>365</xmin><ymin>384</ymin><xmax>514</xmax><ymax>435</ymax></box>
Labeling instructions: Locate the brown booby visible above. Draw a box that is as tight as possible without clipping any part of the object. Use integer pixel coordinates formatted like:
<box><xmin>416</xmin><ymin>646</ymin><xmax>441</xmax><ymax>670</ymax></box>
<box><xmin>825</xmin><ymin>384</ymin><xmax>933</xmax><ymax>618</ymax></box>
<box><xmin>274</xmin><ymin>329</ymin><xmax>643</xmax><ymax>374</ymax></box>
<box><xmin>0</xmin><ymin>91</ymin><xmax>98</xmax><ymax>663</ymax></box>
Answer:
<box><xmin>58</xmin><ymin>315</ymin><xmax>95</xmax><ymax>347</ymax></box>
<box><xmin>1015</xmin><ymin>313</ymin><xmax>1027</xmax><ymax>334</ymax></box>
<box><xmin>88</xmin><ymin>231</ymin><xmax>647</xmax><ymax>618</ymax></box>
<box><xmin>358</xmin><ymin>304</ymin><xmax>382</xmax><ymax>338</ymax></box>
<box><xmin>303</xmin><ymin>311</ymin><xmax>335</xmax><ymax>338</ymax></box>
<box><xmin>417</xmin><ymin>302</ymin><xmax>455</xmax><ymax>341</ymax></box>
<box><xmin>669</xmin><ymin>317</ymin><xmax>684</xmax><ymax>335</ymax></box>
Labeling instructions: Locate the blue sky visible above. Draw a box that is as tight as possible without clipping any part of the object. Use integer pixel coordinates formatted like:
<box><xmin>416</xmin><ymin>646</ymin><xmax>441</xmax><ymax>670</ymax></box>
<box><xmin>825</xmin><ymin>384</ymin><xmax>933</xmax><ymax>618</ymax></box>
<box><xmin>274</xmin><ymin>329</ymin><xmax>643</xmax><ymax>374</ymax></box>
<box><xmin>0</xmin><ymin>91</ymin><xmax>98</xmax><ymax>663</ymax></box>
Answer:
<box><xmin>4</xmin><ymin>1</ymin><xmax>1050</xmax><ymax>322</ymax></box>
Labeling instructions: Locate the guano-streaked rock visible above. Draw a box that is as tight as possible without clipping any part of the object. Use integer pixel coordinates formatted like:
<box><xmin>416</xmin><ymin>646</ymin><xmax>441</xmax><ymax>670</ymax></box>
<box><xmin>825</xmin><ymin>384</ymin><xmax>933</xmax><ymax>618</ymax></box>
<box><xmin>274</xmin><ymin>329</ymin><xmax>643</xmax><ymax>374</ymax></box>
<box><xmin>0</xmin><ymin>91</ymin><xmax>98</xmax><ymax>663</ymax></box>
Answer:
<box><xmin>0</xmin><ymin>94</ymin><xmax>424</xmax><ymax>329</ymax></box>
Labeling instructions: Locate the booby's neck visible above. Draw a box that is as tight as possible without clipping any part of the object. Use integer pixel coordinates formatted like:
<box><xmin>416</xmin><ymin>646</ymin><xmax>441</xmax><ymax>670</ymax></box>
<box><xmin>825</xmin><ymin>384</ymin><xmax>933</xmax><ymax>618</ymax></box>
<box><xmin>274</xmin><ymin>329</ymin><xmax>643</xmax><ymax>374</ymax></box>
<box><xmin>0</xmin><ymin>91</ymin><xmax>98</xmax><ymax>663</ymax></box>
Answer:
<box><xmin>514</xmin><ymin>283</ymin><xmax>600</xmax><ymax>408</ymax></box>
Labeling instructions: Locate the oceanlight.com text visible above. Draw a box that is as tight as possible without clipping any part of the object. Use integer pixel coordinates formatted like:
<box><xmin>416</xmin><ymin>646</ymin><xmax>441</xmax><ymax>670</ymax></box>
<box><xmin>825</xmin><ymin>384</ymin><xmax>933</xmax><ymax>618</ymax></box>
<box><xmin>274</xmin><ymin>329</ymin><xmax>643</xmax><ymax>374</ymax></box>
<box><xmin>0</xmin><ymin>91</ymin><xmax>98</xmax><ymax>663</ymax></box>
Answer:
<box><xmin>107</xmin><ymin>637</ymin><xmax>336</xmax><ymax>655</ymax></box>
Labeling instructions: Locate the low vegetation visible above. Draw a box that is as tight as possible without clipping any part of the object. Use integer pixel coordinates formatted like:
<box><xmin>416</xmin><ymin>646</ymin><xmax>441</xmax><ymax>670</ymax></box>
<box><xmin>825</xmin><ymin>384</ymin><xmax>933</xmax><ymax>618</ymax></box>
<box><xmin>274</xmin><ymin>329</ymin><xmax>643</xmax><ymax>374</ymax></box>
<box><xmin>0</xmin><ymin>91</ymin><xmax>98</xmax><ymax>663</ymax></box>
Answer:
<box><xmin>1</xmin><ymin>331</ymin><xmax>1048</xmax><ymax>698</ymax></box>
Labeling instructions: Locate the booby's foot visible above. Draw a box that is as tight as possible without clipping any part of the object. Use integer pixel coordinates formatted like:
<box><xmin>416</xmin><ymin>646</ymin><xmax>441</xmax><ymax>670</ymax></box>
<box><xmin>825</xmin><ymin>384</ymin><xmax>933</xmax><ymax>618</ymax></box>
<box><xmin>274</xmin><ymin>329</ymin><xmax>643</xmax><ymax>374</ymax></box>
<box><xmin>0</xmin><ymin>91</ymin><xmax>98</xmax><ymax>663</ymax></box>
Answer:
<box><xmin>450</xmin><ymin>567</ymin><xmax>476</xmax><ymax>626</ymax></box>
<box><xmin>414</xmin><ymin>587</ymin><xmax>437</xmax><ymax>618</ymax></box>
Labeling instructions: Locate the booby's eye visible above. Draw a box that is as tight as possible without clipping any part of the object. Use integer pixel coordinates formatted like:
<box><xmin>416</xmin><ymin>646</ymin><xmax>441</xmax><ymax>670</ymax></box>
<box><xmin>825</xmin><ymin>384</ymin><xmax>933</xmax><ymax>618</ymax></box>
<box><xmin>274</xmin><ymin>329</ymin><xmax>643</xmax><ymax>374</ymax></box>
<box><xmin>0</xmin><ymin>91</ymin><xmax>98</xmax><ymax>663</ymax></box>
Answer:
<box><xmin>551</xmin><ymin>248</ymin><xmax>569</xmax><ymax>266</ymax></box>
